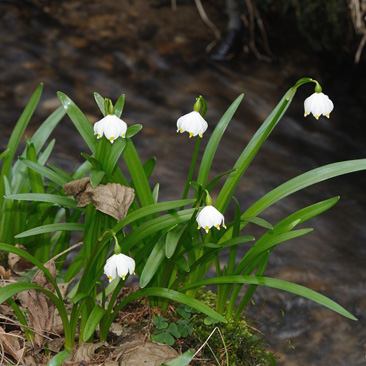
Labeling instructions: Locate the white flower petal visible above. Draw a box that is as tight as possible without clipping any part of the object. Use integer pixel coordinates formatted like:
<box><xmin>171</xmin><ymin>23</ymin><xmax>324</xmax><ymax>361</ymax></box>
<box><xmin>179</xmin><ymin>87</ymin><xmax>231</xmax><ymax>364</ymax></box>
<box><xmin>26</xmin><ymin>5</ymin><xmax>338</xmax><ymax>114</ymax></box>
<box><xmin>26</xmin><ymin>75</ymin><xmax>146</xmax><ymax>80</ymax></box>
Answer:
<box><xmin>104</xmin><ymin>253</ymin><xmax>135</xmax><ymax>282</ymax></box>
<box><xmin>196</xmin><ymin>205</ymin><xmax>226</xmax><ymax>233</ymax></box>
<box><xmin>94</xmin><ymin>115</ymin><xmax>128</xmax><ymax>143</ymax></box>
<box><xmin>176</xmin><ymin>111</ymin><xmax>208</xmax><ymax>138</ymax></box>
<box><xmin>304</xmin><ymin>92</ymin><xmax>334</xmax><ymax>119</ymax></box>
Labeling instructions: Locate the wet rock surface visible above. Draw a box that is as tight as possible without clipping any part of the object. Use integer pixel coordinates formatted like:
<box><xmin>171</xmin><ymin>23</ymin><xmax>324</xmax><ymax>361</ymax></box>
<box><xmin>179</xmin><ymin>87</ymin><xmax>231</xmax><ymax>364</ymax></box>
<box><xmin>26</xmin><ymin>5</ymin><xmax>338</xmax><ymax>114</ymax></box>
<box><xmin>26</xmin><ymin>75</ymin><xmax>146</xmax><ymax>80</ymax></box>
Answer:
<box><xmin>1</xmin><ymin>1</ymin><xmax>365</xmax><ymax>365</ymax></box>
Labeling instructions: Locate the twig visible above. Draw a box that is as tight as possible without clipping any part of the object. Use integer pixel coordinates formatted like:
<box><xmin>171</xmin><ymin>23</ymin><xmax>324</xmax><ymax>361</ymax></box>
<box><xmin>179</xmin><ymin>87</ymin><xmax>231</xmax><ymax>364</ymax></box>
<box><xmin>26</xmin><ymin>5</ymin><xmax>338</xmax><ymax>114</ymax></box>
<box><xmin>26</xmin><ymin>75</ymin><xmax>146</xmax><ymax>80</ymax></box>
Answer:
<box><xmin>46</xmin><ymin>241</ymin><xmax>83</xmax><ymax>265</ymax></box>
<box><xmin>194</xmin><ymin>0</ymin><xmax>221</xmax><ymax>40</ymax></box>
<box><xmin>355</xmin><ymin>33</ymin><xmax>366</xmax><ymax>62</ymax></box>
<box><xmin>171</xmin><ymin>0</ymin><xmax>177</xmax><ymax>12</ymax></box>
<box><xmin>193</xmin><ymin>326</ymin><xmax>228</xmax><ymax>363</ymax></box>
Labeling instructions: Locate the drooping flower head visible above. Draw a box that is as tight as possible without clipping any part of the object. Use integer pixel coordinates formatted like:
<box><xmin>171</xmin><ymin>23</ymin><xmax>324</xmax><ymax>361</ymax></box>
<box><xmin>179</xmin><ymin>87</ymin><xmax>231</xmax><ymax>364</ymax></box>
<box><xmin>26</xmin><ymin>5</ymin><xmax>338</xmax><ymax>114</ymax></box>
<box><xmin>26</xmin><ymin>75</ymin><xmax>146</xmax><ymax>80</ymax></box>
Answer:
<box><xmin>177</xmin><ymin>111</ymin><xmax>208</xmax><ymax>138</ymax></box>
<box><xmin>196</xmin><ymin>205</ymin><xmax>226</xmax><ymax>233</ymax></box>
<box><xmin>304</xmin><ymin>83</ymin><xmax>334</xmax><ymax>120</ymax></box>
<box><xmin>177</xmin><ymin>96</ymin><xmax>208</xmax><ymax>138</ymax></box>
<box><xmin>94</xmin><ymin>114</ymin><xmax>128</xmax><ymax>143</ymax></box>
<box><xmin>104</xmin><ymin>253</ymin><xmax>135</xmax><ymax>282</ymax></box>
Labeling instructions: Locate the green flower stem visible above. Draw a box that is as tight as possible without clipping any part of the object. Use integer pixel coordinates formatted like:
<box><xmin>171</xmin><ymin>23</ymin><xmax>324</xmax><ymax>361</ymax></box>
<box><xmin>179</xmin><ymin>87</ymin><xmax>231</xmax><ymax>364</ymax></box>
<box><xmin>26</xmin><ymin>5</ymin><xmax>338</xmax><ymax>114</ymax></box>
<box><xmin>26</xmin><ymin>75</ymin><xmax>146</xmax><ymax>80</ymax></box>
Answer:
<box><xmin>181</xmin><ymin>95</ymin><xmax>207</xmax><ymax>202</ymax></box>
<box><xmin>285</xmin><ymin>77</ymin><xmax>320</xmax><ymax>101</ymax></box>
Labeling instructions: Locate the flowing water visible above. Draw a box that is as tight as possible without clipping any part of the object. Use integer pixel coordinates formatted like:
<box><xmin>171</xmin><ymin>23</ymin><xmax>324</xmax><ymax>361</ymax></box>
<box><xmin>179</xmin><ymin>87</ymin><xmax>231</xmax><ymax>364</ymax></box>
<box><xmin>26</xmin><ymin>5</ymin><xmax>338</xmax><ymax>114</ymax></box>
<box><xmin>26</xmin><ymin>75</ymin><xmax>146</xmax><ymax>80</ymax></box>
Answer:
<box><xmin>1</xmin><ymin>1</ymin><xmax>365</xmax><ymax>365</ymax></box>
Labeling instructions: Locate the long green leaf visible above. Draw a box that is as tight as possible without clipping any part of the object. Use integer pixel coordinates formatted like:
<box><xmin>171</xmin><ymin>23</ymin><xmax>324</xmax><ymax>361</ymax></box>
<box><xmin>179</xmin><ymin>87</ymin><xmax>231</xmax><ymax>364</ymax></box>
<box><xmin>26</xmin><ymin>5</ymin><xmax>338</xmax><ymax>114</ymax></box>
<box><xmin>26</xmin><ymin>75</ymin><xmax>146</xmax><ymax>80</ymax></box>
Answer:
<box><xmin>216</xmin><ymin>87</ymin><xmax>297</xmax><ymax>212</ymax></box>
<box><xmin>243</xmin><ymin>160</ymin><xmax>366</xmax><ymax>218</ymax></box>
<box><xmin>11</xmin><ymin>106</ymin><xmax>65</xmax><ymax>193</ymax></box>
<box><xmin>165</xmin><ymin>225</ymin><xmax>186</xmax><ymax>258</ymax></box>
<box><xmin>197</xmin><ymin>94</ymin><xmax>244</xmax><ymax>187</ymax></box>
<box><xmin>121</xmin><ymin>209</ymin><xmax>195</xmax><ymax>251</ymax></box>
<box><xmin>15</xmin><ymin>223</ymin><xmax>84</xmax><ymax>238</ymax></box>
<box><xmin>0</xmin><ymin>243</ymin><xmax>61</xmax><ymax>298</ymax></box>
<box><xmin>38</xmin><ymin>139</ymin><xmax>56</xmax><ymax>166</ymax></box>
<box><xmin>235</xmin><ymin>229</ymin><xmax>313</xmax><ymax>275</ymax></box>
<box><xmin>113</xmin><ymin>199</ymin><xmax>194</xmax><ymax>233</ymax></box>
<box><xmin>83</xmin><ymin>305</ymin><xmax>106</xmax><ymax>341</ymax></box>
<box><xmin>112</xmin><ymin>287</ymin><xmax>227</xmax><ymax>323</ymax></box>
<box><xmin>0</xmin><ymin>83</ymin><xmax>43</xmax><ymax>209</ymax></box>
<box><xmin>30</xmin><ymin>106</ymin><xmax>65</xmax><ymax>152</ymax></box>
<box><xmin>162</xmin><ymin>349</ymin><xmax>195</xmax><ymax>366</ymax></box>
<box><xmin>94</xmin><ymin>92</ymin><xmax>106</xmax><ymax>116</ymax></box>
<box><xmin>19</xmin><ymin>157</ymin><xmax>70</xmax><ymax>186</ymax></box>
<box><xmin>123</xmin><ymin>138</ymin><xmax>155</xmax><ymax>207</ymax></box>
<box><xmin>57</xmin><ymin>92</ymin><xmax>96</xmax><ymax>154</ymax></box>
<box><xmin>6</xmin><ymin>193</ymin><xmax>78</xmax><ymax>209</ymax></box>
<box><xmin>114</xmin><ymin>93</ymin><xmax>125</xmax><ymax>118</ymax></box>
<box><xmin>180</xmin><ymin>276</ymin><xmax>357</xmax><ymax>320</ymax></box>
<box><xmin>271</xmin><ymin>196</ymin><xmax>340</xmax><ymax>235</ymax></box>
<box><xmin>140</xmin><ymin>237</ymin><xmax>166</xmax><ymax>288</ymax></box>
<box><xmin>0</xmin><ymin>282</ymin><xmax>73</xmax><ymax>349</ymax></box>
<box><xmin>0</xmin><ymin>149</ymin><xmax>9</xmax><ymax>162</ymax></box>
<box><xmin>47</xmin><ymin>349</ymin><xmax>71</xmax><ymax>366</ymax></box>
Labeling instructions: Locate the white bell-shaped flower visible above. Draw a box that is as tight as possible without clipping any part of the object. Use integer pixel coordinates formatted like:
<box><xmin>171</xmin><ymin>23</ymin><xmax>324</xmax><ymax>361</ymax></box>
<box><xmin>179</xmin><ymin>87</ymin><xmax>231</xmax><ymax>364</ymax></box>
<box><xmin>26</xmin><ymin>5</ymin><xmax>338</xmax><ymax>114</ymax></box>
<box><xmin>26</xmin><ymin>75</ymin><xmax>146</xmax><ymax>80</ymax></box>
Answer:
<box><xmin>104</xmin><ymin>253</ymin><xmax>135</xmax><ymax>282</ymax></box>
<box><xmin>304</xmin><ymin>92</ymin><xmax>334</xmax><ymax>120</ymax></box>
<box><xmin>177</xmin><ymin>111</ymin><xmax>208</xmax><ymax>138</ymax></box>
<box><xmin>94</xmin><ymin>114</ymin><xmax>128</xmax><ymax>143</ymax></box>
<box><xmin>196</xmin><ymin>205</ymin><xmax>226</xmax><ymax>233</ymax></box>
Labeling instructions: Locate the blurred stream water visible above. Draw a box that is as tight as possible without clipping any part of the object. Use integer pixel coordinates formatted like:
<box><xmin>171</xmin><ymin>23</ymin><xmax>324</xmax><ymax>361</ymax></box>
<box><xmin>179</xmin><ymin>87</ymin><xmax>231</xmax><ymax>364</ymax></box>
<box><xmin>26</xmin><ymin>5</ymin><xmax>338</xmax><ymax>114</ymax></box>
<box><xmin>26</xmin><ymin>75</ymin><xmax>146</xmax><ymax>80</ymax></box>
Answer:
<box><xmin>0</xmin><ymin>1</ymin><xmax>365</xmax><ymax>365</ymax></box>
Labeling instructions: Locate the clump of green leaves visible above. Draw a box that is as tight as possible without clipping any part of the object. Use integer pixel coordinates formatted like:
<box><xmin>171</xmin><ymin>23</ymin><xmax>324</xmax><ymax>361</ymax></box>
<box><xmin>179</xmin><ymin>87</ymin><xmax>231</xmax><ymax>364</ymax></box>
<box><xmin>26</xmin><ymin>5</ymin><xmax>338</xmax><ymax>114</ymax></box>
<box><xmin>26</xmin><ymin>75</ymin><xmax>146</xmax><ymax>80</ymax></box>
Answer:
<box><xmin>151</xmin><ymin>305</ymin><xmax>195</xmax><ymax>346</ymax></box>
<box><xmin>191</xmin><ymin>290</ymin><xmax>273</xmax><ymax>366</ymax></box>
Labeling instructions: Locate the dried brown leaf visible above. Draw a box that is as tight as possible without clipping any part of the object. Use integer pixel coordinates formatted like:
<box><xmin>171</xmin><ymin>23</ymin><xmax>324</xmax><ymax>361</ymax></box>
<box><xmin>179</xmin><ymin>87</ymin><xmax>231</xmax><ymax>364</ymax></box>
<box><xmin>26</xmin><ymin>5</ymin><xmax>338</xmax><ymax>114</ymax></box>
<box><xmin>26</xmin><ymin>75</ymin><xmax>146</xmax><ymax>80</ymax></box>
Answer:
<box><xmin>92</xmin><ymin>184</ymin><xmax>135</xmax><ymax>221</ymax></box>
<box><xmin>0</xmin><ymin>265</ymin><xmax>11</xmax><ymax>280</ymax></box>
<box><xmin>27</xmin><ymin>261</ymin><xmax>57</xmax><ymax>347</ymax></box>
<box><xmin>115</xmin><ymin>334</ymin><xmax>178</xmax><ymax>366</ymax></box>
<box><xmin>63</xmin><ymin>177</ymin><xmax>90</xmax><ymax>199</ymax></box>
<box><xmin>8</xmin><ymin>245</ymin><xmax>34</xmax><ymax>274</ymax></box>
<box><xmin>0</xmin><ymin>326</ymin><xmax>26</xmax><ymax>362</ymax></box>
<box><xmin>47</xmin><ymin>337</ymin><xmax>65</xmax><ymax>353</ymax></box>
<box><xmin>23</xmin><ymin>355</ymin><xmax>37</xmax><ymax>366</ymax></box>
<box><xmin>71</xmin><ymin>341</ymin><xmax>108</xmax><ymax>362</ymax></box>
<box><xmin>64</xmin><ymin>178</ymin><xmax>135</xmax><ymax>220</ymax></box>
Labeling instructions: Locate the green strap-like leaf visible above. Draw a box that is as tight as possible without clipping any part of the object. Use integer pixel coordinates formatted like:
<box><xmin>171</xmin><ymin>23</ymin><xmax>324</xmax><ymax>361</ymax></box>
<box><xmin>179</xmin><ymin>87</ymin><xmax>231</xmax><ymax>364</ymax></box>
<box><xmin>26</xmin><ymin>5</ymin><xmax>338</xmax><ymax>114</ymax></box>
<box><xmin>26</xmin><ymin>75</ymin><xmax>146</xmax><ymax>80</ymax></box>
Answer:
<box><xmin>162</xmin><ymin>349</ymin><xmax>195</xmax><ymax>366</ymax></box>
<box><xmin>0</xmin><ymin>243</ymin><xmax>61</xmax><ymax>298</ymax></box>
<box><xmin>140</xmin><ymin>237</ymin><xmax>166</xmax><ymax>288</ymax></box>
<box><xmin>165</xmin><ymin>225</ymin><xmax>186</xmax><ymax>258</ymax></box>
<box><xmin>0</xmin><ymin>83</ymin><xmax>43</xmax><ymax>209</ymax></box>
<box><xmin>15</xmin><ymin>223</ymin><xmax>84</xmax><ymax>238</ymax></box>
<box><xmin>197</xmin><ymin>94</ymin><xmax>244</xmax><ymax>188</ymax></box>
<box><xmin>111</xmin><ymin>287</ymin><xmax>227</xmax><ymax>323</ymax></box>
<box><xmin>47</xmin><ymin>349</ymin><xmax>71</xmax><ymax>366</ymax></box>
<box><xmin>121</xmin><ymin>209</ymin><xmax>195</xmax><ymax>252</ymax></box>
<box><xmin>57</xmin><ymin>92</ymin><xmax>96</xmax><ymax>154</ymax></box>
<box><xmin>234</xmin><ymin>229</ymin><xmax>313</xmax><ymax>275</ymax></box>
<box><xmin>6</xmin><ymin>193</ymin><xmax>78</xmax><ymax>209</ymax></box>
<box><xmin>216</xmin><ymin>87</ymin><xmax>296</xmax><ymax>213</ymax></box>
<box><xmin>270</xmin><ymin>196</ymin><xmax>340</xmax><ymax>236</ymax></box>
<box><xmin>243</xmin><ymin>160</ymin><xmax>366</xmax><ymax>218</ymax></box>
<box><xmin>114</xmin><ymin>93</ymin><xmax>125</xmax><ymax>118</ymax></box>
<box><xmin>0</xmin><ymin>282</ymin><xmax>73</xmax><ymax>349</ymax></box>
<box><xmin>241</xmin><ymin>216</ymin><xmax>273</xmax><ymax>230</ymax></box>
<box><xmin>83</xmin><ymin>305</ymin><xmax>106</xmax><ymax>341</ymax></box>
<box><xmin>126</xmin><ymin>124</ymin><xmax>143</xmax><ymax>138</ymax></box>
<box><xmin>94</xmin><ymin>92</ymin><xmax>106</xmax><ymax>116</ymax></box>
<box><xmin>19</xmin><ymin>157</ymin><xmax>70</xmax><ymax>186</ymax></box>
<box><xmin>180</xmin><ymin>276</ymin><xmax>357</xmax><ymax>321</ymax></box>
<box><xmin>112</xmin><ymin>199</ymin><xmax>194</xmax><ymax>233</ymax></box>
<box><xmin>123</xmin><ymin>138</ymin><xmax>155</xmax><ymax>207</ymax></box>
